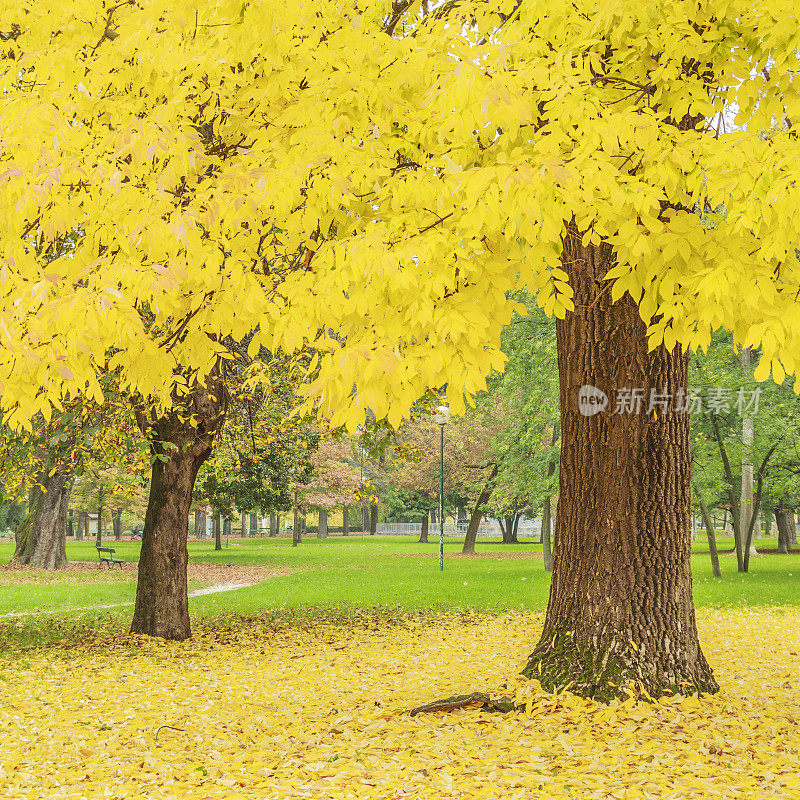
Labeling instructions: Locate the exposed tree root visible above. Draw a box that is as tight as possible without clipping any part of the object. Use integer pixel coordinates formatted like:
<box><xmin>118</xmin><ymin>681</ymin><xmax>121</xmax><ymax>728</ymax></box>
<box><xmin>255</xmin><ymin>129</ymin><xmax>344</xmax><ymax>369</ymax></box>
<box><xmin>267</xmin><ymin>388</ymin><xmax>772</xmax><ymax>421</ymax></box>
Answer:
<box><xmin>408</xmin><ymin>691</ymin><xmax>516</xmax><ymax>716</ymax></box>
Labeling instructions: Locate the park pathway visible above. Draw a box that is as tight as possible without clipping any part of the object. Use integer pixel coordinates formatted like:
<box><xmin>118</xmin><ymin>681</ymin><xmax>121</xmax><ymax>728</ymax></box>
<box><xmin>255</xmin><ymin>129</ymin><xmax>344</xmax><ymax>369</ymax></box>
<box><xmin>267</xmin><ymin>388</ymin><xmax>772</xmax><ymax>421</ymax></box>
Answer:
<box><xmin>0</xmin><ymin>580</ymin><xmax>259</xmax><ymax>619</ymax></box>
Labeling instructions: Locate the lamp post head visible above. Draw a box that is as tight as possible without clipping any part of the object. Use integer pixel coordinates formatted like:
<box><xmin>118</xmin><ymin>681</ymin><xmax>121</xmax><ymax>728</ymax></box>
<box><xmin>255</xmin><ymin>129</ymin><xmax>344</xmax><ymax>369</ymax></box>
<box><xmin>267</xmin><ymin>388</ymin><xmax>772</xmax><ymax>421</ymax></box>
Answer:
<box><xmin>432</xmin><ymin>404</ymin><xmax>451</xmax><ymax>426</ymax></box>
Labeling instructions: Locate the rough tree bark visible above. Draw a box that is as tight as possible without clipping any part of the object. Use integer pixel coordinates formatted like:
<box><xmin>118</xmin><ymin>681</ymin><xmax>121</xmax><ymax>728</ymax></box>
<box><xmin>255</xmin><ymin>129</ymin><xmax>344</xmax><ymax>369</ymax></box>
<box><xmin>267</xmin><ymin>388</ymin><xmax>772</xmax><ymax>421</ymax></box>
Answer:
<box><xmin>12</xmin><ymin>467</ymin><xmax>73</xmax><ymax>569</ymax></box>
<box><xmin>462</xmin><ymin>466</ymin><xmax>497</xmax><ymax>555</ymax></box>
<box><xmin>343</xmin><ymin>506</ymin><xmax>349</xmax><ymax>537</ymax></box>
<box><xmin>418</xmin><ymin>511</ymin><xmax>429</xmax><ymax>543</ymax></box>
<box><xmin>521</xmin><ymin>228</ymin><xmax>718</xmax><ymax>701</ymax></box>
<box><xmin>130</xmin><ymin>368</ymin><xmax>225</xmax><ymax>640</ymax></box>
<box><xmin>113</xmin><ymin>508</ymin><xmax>123</xmax><ymax>541</ymax></box>
<box><xmin>269</xmin><ymin>512</ymin><xmax>278</xmax><ymax>537</ymax></box>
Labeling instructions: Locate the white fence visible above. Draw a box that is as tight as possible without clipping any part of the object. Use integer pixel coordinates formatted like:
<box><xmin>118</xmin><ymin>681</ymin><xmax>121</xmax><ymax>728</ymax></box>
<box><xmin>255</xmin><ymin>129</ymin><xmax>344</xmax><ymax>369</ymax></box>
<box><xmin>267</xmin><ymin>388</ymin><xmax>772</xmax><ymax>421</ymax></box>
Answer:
<box><xmin>377</xmin><ymin>519</ymin><xmax>542</xmax><ymax>539</ymax></box>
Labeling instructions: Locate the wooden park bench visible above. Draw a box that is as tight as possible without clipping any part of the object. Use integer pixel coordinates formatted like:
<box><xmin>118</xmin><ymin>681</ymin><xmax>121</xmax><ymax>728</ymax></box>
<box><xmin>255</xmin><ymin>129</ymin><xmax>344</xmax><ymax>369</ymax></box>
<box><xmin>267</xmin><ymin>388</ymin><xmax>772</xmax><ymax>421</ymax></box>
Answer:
<box><xmin>96</xmin><ymin>545</ymin><xmax>124</xmax><ymax>570</ymax></box>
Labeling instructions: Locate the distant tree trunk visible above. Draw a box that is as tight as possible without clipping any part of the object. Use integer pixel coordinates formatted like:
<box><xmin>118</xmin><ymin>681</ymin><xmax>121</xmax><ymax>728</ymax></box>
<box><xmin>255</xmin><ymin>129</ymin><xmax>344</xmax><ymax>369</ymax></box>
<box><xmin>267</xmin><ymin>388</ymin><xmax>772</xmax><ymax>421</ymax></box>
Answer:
<box><xmin>522</xmin><ymin>228</ymin><xmax>717</xmax><ymax>700</ymax></box>
<box><xmin>790</xmin><ymin>511</ymin><xmax>798</xmax><ymax>545</ymax></box>
<box><xmin>292</xmin><ymin>491</ymin><xmax>301</xmax><ymax>547</ymax></box>
<box><xmin>12</xmin><ymin>467</ymin><xmax>73</xmax><ymax>569</ymax></box>
<box><xmin>113</xmin><ymin>507</ymin><xmax>123</xmax><ymax>541</ymax></box>
<box><xmin>76</xmin><ymin>510</ymin><xmax>85</xmax><ymax>541</ymax></box>
<box><xmin>693</xmin><ymin>483</ymin><xmax>721</xmax><ymax>578</ymax></box>
<box><xmin>418</xmin><ymin>512</ymin><xmax>429</xmax><ymax>543</ymax></box>
<box><xmin>369</xmin><ymin>502</ymin><xmax>377</xmax><ymax>535</ymax></box>
<box><xmin>193</xmin><ymin>508</ymin><xmax>202</xmax><ymax>539</ymax></box>
<box><xmin>248</xmin><ymin>511</ymin><xmax>257</xmax><ymax>538</ymax></box>
<box><xmin>269</xmin><ymin>512</ymin><xmax>278</xmax><ymax>537</ymax></box>
<box><xmin>740</xmin><ymin>348</ymin><xmax>758</xmax><ymax>558</ymax></box>
<box><xmin>462</xmin><ymin>466</ymin><xmax>497</xmax><ymax>555</ymax></box>
<box><xmin>213</xmin><ymin>514</ymin><xmax>222</xmax><ymax>551</ymax></box>
<box><xmin>130</xmin><ymin>368</ymin><xmax>225</xmax><ymax>641</ymax></box>
<box><xmin>501</xmin><ymin>512</ymin><xmax>519</xmax><ymax>544</ymax></box>
<box><xmin>343</xmin><ymin>506</ymin><xmax>349</xmax><ymax>536</ymax></box>
<box><xmin>96</xmin><ymin>485</ymin><xmax>104</xmax><ymax>547</ymax></box>
<box><xmin>317</xmin><ymin>508</ymin><xmax>329</xmax><ymax>539</ymax></box>
<box><xmin>777</xmin><ymin>502</ymin><xmax>791</xmax><ymax>554</ymax></box>
<box><xmin>67</xmin><ymin>507</ymin><xmax>75</xmax><ymax>540</ymax></box>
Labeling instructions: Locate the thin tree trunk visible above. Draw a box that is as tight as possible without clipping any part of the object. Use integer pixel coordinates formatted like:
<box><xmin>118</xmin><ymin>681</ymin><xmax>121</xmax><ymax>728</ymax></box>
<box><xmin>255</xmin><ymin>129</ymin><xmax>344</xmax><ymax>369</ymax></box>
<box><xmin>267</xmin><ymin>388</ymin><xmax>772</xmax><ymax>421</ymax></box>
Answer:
<box><xmin>213</xmin><ymin>514</ymin><xmax>222</xmax><ymax>550</ymax></box>
<box><xmin>317</xmin><ymin>508</ymin><xmax>328</xmax><ymax>539</ymax></box>
<box><xmin>740</xmin><ymin>348</ymin><xmax>758</xmax><ymax>558</ymax></box>
<box><xmin>462</xmin><ymin>466</ymin><xmax>497</xmax><ymax>554</ymax></box>
<box><xmin>113</xmin><ymin>508</ymin><xmax>122</xmax><ymax>541</ymax></box>
<box><xmin>693</xmin><ymin>482</ymin><xmax>721</xmax><ymax>578</ymax></box>
<box><xmin>292</xmin><ymin>491</ymin><xmax>301</xmax><ymax>547</ymax></box>
<box><xmin>522</xmin><ymin>228</ymin><xmax>718</xmax><ymax>700</ymax></box>
<box><xmin>67</xmin><ymin>507</ymin><xmax>75</xmax><ymax>540</ymax></box>
<box><xmin>241</xmin><ymin>511</ymin><xmax>247</xmax><ymax>537</ymax></box>
<box><xmin>194</xmin><ymin>508</ymin><xmax>203</xmax><ymax>539</ymax></box>
<box><xmin>343</xmin><ymin>506</ymin><xmax>349</xmax><ymax>537</ymax></box>
<box><xmin>710</xmin><ymin>414</ymin><xmax>746</xmax><ymax>572</ymax></box>
<box><xmin>249</xmin><ymin>511</ymin><xmax>257</xmax><ymax>538</ymax></box>
<box><xmin>418</xmin><ymin>512</ymin><xmax>429</xmax><ymax>543</ymax></box>
<box><xmin>76</xmin><ymin>510</ymin><xmax>85</xmax><ymax>541</ymax></box>
<box><xmin>130</xmin><ymin>369</ymin><xmax>224</xmax><ymax>640</ymax></box>
<box><xmin>269</xmin><ymin>512</ymin><xmax>278</xmax><ymax>537</ymax></box>
<box><xmin>96</xmin><ymin>485</ymin><xmax>104</xmax><ymax>547</ymax></box>
<box><xmin>12</xmin><ymin>468</ymin><xmax>72</xmax><ymax>569</ymax></box>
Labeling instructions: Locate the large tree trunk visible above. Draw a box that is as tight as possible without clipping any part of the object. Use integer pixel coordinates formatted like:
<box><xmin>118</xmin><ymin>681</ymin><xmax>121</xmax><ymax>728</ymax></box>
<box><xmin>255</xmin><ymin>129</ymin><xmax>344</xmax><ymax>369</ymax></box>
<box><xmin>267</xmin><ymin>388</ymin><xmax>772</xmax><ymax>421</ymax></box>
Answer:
<box><xmin>12</xmin><ymin>469</ymin><xmax>73</xmax><ymax>569</ymax></box>
<box><xmin>462</xmin><ymin>467</ymin><xmax>497</xmax><ymax>555</ymax></box>
<box><xmin>522</xmin><ymin>230</ymin><xmax>718</xmax><ymax>701</ymax></box>
<box><xmin>269</xmin><ymin>512</ymin><xmax>278</xmax><ymax>537</ymax></box>
<box><xmin>418</xmin><ymin>511</ymin><xmax>429</xmax><ymax>543</ymax></box>
<box><xmin>249</xmin><ymin>511</ymin><xmax>257</xmax><ymax>538</ymax></box>
<box><xmin>343</xmin><ymin>506</ymin><xmax>349</xmax><ymax>537</ymax></box>
<box><xmin>130</xmin><ymin>370</ymin><xmax>224</xmax><ymax>640</ymax></box>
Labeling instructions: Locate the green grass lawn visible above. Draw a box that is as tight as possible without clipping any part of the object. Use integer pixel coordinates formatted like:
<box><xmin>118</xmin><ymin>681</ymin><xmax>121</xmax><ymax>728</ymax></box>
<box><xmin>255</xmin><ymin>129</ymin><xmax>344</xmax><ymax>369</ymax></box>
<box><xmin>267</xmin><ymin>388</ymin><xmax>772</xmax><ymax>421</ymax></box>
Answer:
<box><xmin>1</xmin><ymin>534</ymin><xmax>799</xmax><ymax>621</ymax></box>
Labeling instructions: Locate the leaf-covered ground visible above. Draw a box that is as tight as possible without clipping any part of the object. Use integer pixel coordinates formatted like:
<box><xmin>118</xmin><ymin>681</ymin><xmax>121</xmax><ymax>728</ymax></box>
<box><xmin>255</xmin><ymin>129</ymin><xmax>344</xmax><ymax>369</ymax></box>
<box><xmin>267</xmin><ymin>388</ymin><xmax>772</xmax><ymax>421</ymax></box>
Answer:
<box><xmin>2</xmin><ymin>608</ymin><xmax>799</xmax><ymax>799</ymax></box>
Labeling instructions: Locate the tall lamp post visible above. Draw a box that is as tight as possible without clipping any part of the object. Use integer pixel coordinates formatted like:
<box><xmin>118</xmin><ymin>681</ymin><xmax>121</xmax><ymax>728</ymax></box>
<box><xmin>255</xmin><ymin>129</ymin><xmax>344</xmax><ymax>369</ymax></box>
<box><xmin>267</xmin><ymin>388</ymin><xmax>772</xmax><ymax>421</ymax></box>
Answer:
<box><xmin>432</xmin><ymin>405</ymin><xmax>451</xmax><ymax>572</ymax></box>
